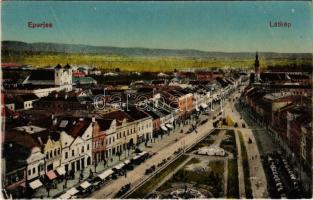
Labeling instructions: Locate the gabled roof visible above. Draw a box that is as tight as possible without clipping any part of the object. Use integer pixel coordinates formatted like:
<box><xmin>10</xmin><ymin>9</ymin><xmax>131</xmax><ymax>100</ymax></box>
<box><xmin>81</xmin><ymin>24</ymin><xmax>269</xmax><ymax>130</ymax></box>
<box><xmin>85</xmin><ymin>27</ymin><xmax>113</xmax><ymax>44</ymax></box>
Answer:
<box><xmin>96</xmin><ymin>119</ymin><xmax>114</xmax><ymax>131</ymax></box>
<box><xmin>100</xmin><ymin>110</ymin><xmax>134</xmax><ymax>125</ymax></box>
<box><xmin>30</xmin><ymin>131</ymin><xmax>61</xmax><ymax>146</ymax></box>
<box><xmin>56</xmin><ymin>117</ymin><xmax>92</xmax><ymax>138</ymax></box>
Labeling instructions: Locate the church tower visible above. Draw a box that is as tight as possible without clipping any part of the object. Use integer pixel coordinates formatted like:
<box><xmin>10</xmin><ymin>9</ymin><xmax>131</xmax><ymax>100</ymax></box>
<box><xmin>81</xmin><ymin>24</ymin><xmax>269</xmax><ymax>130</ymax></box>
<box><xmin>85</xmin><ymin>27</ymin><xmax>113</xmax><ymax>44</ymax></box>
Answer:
<box><xmin>254</xmin><ymin>52</ymin><xmax>260</xmax><ymax>82</ymax></box>
<box><xmin>54</xmin><ymin>64</ymin><xmax>63</xmax><ymax>86</ymax></box>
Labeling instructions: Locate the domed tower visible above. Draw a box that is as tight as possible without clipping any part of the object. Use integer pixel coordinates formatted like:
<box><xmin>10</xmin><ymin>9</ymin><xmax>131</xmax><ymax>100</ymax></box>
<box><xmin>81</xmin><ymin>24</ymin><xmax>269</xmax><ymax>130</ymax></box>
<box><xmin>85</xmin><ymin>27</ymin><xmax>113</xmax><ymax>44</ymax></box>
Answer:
<box><xmin>254</xmin><ymin>52</ymin><xmax>260</xmax><ymax>82</ymax></box>
<box><xmin>64</xmin><ymin>63</ymin><xmax>73</xmax><ymax>85</ymax></box>
<box><xmin>54</xmin><ymin>64</ymin><xmax>63</xmax><ymax>86</ymax></box>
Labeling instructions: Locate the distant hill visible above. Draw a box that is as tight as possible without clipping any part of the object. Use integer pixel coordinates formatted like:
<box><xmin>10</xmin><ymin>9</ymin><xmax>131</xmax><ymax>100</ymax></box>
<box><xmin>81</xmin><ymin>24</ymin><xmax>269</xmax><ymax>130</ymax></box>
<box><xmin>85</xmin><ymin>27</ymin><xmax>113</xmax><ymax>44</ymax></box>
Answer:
<box><xmin>2</xmin><ymin>40</ymin><xmax>312</xmax><ymax>59</ymax></box>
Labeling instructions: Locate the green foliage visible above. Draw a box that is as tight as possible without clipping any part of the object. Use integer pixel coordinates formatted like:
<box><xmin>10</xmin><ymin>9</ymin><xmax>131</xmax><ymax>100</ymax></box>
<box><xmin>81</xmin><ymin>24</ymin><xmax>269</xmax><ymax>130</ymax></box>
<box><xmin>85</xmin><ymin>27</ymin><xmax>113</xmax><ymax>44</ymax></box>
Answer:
<box><xmin>220</xmin><ymin>130</ymin><xmax>237</xmax><ymax>158</ymax></box>
<box><xmin>159</xmin><ymin>159</ymin><xmax>224</xmax><ymax>198</ymax></box>
<box><xmin>238</xmin><ymin>131</ymin><xmax>253</xmax><ymax>199</ymax></box>
<box><xmin>3</xmin><ymin>52</ymin><xmax>310</xmax><ymax>72</ymax></box>
<box><xmin>227</xmin><ymin>159</ymin><xmax>239</xmax><ymax>198</ymax></box>
<box><xmin>128</xmin><ymin>155</ymin><xmax>189</xmax><ymax>198</ymax></box>
<box><xmin>187</xmin><ymin>129</ymin><xmax>220</xmax><ymax>153</ymax></box>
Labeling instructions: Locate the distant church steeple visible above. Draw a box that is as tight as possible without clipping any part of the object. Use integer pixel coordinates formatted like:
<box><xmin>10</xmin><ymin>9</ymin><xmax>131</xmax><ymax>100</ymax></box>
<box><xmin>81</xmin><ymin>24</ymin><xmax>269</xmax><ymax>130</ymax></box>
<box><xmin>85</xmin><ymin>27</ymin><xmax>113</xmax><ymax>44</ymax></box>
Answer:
<box><xmin>254</xmin><ymin>52</ymin><xmax>260</xmax><ymax>82</ymax></box>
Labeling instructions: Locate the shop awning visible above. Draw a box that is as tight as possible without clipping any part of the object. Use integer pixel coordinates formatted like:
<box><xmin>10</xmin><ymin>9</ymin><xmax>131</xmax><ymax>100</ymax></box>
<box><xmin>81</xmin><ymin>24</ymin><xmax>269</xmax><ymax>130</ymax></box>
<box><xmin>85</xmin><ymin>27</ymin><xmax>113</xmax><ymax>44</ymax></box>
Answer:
<box><xmin>123</xmin><ymin>159</ymin><xmax>130</xmax><ymax>165</ymax></box>
<box><xmin>138</xmin><ymin>151</ymin><xmax>147</xmax><ymax>157</ymax></box>
<box><xmin>200</xmin><ymin>103</ymin><xmax>208</xmax><ymax>109</ymax></box>
<box><xmin>29</xmin><ymin>179</ymin><xmax>43</xmax><ymax>190</ymax></box>
<box><xmin>59</xmin><ymin>193</ymin><xmax>71</xmax><ymax>199</ymax></box>
<box><xmin>166</xmin><ymin>124</ymin><xmax>173</xmax><ymax>129</ymax></box>
<box><xmin>132</xmin><ymin>155</ymin><xmax>141</xmax><ymax>160</ymax></box>
<box><xmin>98</xmin><ymin>169</ymin><xmax>114</xmax><ymax>180</ymax></box>
<box><xmin>161</xmin><ymin>125</ymin><xmax>168</xmax><ymax>131</ymax></box>
<box><xmin>66</xmin><ymin>187</ymin><xmax>79</xmax><ymax>196</ymax></box>
<box><xmin>80</xmin><ymin>181</ymin><xmax>92</xmax><ymax>189</ymax></box>
<box><xmin>114</xmin><ymin>162</ymin><xmax>125</xmax><ymax>170</ymax></box>
<box><xmin>46</xmin><ymin>170</ymin><xmax>58</xmax><ymax>180</ymax></box>
<box><xmin>56</xmin><ymin>167</ymin><xmax>66</xmax><ymax>176</ymax></box>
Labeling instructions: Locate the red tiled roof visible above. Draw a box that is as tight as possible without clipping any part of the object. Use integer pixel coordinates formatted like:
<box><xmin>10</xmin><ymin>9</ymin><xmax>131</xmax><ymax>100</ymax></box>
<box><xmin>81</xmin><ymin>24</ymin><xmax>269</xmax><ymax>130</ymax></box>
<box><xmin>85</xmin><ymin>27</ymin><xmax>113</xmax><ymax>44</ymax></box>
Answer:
<box><xmin>56</xmin><ymin>117</ymin><xmax>92</xmax><ymax>138</ymax></box>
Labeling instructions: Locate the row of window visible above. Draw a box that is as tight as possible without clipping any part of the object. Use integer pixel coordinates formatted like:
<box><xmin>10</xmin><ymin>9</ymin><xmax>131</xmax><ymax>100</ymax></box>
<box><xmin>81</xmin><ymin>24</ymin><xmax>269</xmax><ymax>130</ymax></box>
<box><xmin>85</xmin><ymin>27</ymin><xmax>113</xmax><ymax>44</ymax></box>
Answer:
<box><xmin>115</xmin><ymin>123</ymin><xmax>152</xmax><ymax>140</ymax></box>
<box><xmin>107</xmin><ymin>137</ymin><xmax>115</xmax><ymax>145</ymax></box>
<box><xmin>64</xmin><ymin>144</ymin><xmax>90</xmax><ymax>159</ymax></box>
<box><xmin>138</xmin><ymin>122</ymin><xmax>152</xmax><ymax>131</ymax></box>
<box><xmin>46</xmin><ymin>148</ymin><xmax>61</xmax><ymax>159</ymax></box>
<box><xmin>55</xmin><ymin>71</ymin><xmax>72</xmax><ymax>76</ymax></box>
<box><xmin>94</xmin><ymin>139</ymin><xmax>105</xmax><ymax>149</ymax></box>
<box><xmin>116</xmin><ymin>127</ymin><xmax>135</xmax><ymax>139</ymax></box>
<box><xmin>28</xmin><ymin>164</ymin><xmax>44</xmax><ymax>176</ymax></box>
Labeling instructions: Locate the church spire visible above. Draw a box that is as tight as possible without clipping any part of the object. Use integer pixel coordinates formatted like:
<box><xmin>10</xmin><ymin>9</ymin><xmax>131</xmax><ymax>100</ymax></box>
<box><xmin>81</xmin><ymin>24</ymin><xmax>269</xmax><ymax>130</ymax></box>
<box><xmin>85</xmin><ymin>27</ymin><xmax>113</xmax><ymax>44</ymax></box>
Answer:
<box><xmin>254</xmin><ymin>52</ymin><xmax>260</xmax><ymax>82</ymax></box>
<box><xmin>255</xmin><ymin>52</ymin><xmax>259</xmax><ymax>67</ymax></box>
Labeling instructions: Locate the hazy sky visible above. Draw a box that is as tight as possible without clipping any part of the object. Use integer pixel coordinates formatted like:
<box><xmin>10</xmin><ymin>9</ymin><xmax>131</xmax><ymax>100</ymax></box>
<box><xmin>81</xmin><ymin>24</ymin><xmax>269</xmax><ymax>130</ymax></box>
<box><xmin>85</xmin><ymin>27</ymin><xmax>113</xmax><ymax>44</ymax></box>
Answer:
<box><xmin>2</xmin><ymin>1</ymin><xmax>313</xmax><ymax>53</ymax></box>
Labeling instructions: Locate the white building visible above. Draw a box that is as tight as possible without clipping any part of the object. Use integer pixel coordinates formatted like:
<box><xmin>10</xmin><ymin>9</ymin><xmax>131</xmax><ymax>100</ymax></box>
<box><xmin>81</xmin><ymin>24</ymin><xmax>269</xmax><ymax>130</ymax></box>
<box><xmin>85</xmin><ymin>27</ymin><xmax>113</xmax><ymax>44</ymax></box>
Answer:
<box><xmin>58</xmin><ymin>117</ymin><xmax>93</xmax><ymax>173</ymax></box>
<box><xmin>26</xmin><ymin>147</ymin><xmax>45</xmax><ymax>181</ymax></box>
<box><xmin>23</xmin><ymin>64</ymin><xmax>73</xmax><ymax>92</ymax></box>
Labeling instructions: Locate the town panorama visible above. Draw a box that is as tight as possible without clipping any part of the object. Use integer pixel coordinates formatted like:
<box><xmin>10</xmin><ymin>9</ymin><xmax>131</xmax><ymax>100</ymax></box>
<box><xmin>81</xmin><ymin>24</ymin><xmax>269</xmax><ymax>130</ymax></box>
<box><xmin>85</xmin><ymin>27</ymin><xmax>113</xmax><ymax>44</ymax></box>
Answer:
<box><xmin>1</xmin><ymin>1</ymin><xmax>313</xmax><ymax>200</ymax></box>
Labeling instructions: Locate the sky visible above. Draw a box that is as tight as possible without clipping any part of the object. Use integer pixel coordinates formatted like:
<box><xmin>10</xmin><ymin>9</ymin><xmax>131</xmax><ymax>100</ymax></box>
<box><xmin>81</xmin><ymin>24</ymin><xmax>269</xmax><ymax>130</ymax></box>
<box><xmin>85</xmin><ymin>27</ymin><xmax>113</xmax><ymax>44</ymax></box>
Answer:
<box><xmin>1</xmin><ymin>1</ymin><xmax>313</xmax><ymax>53</ymax></box>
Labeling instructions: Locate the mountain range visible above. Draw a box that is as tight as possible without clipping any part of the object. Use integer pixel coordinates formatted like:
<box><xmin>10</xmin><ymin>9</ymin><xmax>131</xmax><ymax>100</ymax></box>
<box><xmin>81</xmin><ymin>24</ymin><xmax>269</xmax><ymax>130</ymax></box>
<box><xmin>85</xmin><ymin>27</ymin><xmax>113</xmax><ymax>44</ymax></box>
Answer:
<box><xmin>2</xmin><ymin>41</ymin><xmax>312</xmax><ymax>59</ymax></box>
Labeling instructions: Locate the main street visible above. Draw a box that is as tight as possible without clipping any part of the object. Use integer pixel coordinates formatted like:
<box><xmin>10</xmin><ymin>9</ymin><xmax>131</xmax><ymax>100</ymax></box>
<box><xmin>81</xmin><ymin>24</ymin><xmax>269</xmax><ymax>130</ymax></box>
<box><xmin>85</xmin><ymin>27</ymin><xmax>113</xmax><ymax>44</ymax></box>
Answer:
<box><xmin>89</xmin><ymin>98</ymin><xmax>231</xmax><ymax>198</ymax></box>
<box><xmin>90</xmin><ymin>111</ymin><xmax>216</xmax><ymax>198</ymax></box>
<box><xmin>89</xmin><ymin>83</ymin><xmax>268</xmax><ymax>199</ymax></box>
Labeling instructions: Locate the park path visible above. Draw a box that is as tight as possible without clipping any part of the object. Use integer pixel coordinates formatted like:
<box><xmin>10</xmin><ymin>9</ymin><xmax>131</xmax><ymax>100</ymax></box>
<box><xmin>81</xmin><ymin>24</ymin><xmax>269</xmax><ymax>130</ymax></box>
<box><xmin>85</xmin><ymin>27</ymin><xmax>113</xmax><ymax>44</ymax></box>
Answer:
<box><xmin>212</xmin><ymin>129</ymin><xmax>226</xmax><ymax>146</ymax></box>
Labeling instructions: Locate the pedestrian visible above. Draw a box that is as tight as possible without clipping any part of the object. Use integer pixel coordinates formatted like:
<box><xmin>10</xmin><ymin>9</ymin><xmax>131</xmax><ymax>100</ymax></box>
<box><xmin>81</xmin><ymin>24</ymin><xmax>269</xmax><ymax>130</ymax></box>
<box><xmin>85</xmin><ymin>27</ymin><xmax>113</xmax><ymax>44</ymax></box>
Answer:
<box><xmin>125</xmin><ymin>171</ymin><xmax>127</xmax><ymax>178</ymax></box>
